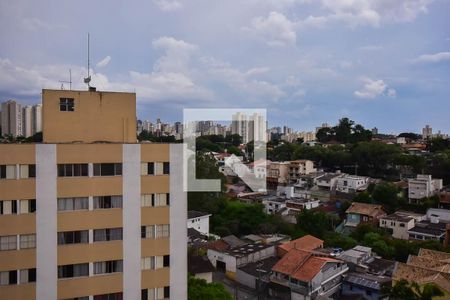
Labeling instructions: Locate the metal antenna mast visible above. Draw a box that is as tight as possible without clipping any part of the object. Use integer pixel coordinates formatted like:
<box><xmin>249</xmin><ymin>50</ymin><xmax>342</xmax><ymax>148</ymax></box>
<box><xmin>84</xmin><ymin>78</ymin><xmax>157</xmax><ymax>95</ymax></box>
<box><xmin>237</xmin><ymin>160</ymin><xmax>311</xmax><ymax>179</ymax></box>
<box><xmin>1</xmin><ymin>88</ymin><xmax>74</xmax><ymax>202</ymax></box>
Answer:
<box><xmin>59</xmin><ymin>69</ymin><xmax>72</xmax><ymax>90</ymax></box>
<box><xmin>84</xmin><ymin>33</ymin><xmax>91</xmax><ymax>88</ymax></box>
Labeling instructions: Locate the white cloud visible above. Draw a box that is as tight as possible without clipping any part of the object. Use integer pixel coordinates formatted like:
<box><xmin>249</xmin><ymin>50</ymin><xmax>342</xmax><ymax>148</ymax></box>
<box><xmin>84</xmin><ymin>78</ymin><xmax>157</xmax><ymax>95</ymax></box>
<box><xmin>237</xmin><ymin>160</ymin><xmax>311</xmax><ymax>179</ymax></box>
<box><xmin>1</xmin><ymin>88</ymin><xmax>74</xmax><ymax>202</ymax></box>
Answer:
<box><xmin>96</xmin><ymin>56</ymin><xmax>111</xmax><ymax>68</ymax></box>
<box><xmin>152</xmin><ymin>36</ymin><xmax>197</xmax><ymax>73</ymax></box>
<box><xmin>246</xmin><ymin>11</ymin><xmax>298</xmax><ymax>47</ymax></box>
<box><xmin>153</xmin><ymin>0</ymin><xmax>183</xmax><ymax>11</ymax></box>
<box><xmin>306</xmin><ymin>0</ymin><xmax>434</xmax><ymax>28</ymax></box>
<box><xmin>413</xmin><ymin>52</ymin><xmax>450</xmax><ymax>63</ymax></box>
<box><xmin>201</xmin><ymin>56</ymin><xmax>285</xmax><ymax>101</ymax></box>
<box><xmin>354</xmin><ymin>77</ymin><xmax>396</xmax><ymax>99</ymax></box>
<box><xmin>297</xmin><ymin>59</ymin><xmax>338</xmax><ymax>78</ymax></box>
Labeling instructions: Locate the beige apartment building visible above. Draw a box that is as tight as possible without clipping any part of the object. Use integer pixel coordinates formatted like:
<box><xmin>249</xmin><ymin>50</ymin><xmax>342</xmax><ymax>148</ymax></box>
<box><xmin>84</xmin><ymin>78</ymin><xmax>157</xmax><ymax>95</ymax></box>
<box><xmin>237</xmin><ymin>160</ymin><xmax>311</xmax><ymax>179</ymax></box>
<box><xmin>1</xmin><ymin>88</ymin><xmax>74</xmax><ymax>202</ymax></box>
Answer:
<box><xmin>0</xmin><ymin>89</ymin><xmax>186</xmax><ymax>300</ymax></box>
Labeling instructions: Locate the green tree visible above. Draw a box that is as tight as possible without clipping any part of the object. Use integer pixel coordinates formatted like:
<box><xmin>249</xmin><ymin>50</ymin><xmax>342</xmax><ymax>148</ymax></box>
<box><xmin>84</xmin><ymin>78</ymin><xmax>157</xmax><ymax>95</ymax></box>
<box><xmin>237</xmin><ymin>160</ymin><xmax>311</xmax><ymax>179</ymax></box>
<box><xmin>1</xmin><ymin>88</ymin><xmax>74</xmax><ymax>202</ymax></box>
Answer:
<box><xmin>372</xmin><ymin>182</ymin><xmax>400</xmax><ymax>212</ymax></box>
<box><xmin>383</xmin><ymin>279</ymin><xmax>444</xmax><ymax>300</ymax></box>
<box><xmin>188</xmin><ymin>276</ymin><xmax>233</xmax><ymax>300</ymax></box>
<box><xmin>296</xmin><ymin>210</ymin><xmax>335</xmax><ymax>238</ymax></box>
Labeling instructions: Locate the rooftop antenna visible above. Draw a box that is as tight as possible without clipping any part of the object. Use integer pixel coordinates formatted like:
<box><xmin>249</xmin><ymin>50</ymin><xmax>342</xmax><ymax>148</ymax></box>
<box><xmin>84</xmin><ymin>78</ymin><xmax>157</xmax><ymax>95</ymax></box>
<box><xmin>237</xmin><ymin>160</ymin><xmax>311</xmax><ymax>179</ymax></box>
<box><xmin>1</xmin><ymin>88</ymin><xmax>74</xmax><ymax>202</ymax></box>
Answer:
<box><xmin>59</xmin><ymin>69</ymin><xmax>72</xmax><ymax>90</ymax></box>
<box><xmin>83</xmin><ymin>33</ymin><xmax>91</xmax><ymax>89</ymax></box>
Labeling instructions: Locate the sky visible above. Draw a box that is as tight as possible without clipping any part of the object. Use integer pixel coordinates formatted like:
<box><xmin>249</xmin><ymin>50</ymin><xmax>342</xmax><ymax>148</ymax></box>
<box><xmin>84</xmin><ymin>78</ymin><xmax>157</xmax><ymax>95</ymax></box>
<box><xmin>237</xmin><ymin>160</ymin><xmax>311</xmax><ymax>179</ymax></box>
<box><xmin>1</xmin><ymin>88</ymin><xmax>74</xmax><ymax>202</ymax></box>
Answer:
<box><xmin>0</xmin><ymin>0</ymin><xmax>449</xmax><ymax>134</ymax></box>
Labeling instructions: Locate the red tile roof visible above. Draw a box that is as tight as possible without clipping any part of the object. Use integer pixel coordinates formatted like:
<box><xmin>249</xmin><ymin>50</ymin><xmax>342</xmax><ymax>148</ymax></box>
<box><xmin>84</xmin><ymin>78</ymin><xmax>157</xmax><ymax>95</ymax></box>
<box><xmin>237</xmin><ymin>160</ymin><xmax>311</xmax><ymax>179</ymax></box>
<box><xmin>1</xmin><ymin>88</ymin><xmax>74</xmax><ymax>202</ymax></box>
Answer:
<box><xmin>278</xmin><ymin>235</ymin><xmax>324</xmax><ymax>253</ymax></box>
<box><xmin>272</xmin><ymin>248</ymin><xmax>340</xmax><ymax>282</ymax></box>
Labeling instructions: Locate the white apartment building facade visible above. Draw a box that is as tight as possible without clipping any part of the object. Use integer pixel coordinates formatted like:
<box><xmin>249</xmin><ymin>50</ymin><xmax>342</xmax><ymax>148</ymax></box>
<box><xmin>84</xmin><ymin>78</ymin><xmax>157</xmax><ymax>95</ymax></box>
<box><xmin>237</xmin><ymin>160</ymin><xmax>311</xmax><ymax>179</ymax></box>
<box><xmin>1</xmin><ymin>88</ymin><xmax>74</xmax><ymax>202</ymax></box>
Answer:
<box><xmin>408</xmin><ymin>174</ymin><xmax>443</xmax><ymax>204</ymax></box>
<box><xmin>335</xmin><ymin>175</ymin><xmax>370</xmax><ymax>193</ymax></box>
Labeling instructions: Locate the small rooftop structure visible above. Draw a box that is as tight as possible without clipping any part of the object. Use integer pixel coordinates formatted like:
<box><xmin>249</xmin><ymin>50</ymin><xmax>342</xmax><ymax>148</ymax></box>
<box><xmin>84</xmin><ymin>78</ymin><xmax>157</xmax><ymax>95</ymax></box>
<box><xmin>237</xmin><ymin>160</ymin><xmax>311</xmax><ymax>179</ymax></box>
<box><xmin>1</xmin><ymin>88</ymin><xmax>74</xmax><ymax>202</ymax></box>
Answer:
<box><xmin>278</xmin><ymin>235</ymin><xmax>324</xmax><ymax>256</ymax></box>
<box><xmin>345</xmin><ymin>202</ymin><xmax>385</xmax><ymax>217</ymax></box>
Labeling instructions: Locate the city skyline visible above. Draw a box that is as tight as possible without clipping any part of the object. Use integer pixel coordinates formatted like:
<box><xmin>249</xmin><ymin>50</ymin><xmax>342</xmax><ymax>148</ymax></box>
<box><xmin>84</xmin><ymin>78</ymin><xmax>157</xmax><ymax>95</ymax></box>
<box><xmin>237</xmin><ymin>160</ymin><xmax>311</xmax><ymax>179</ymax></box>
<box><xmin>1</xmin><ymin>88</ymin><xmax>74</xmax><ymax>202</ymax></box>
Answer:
<box><xmin>1</xmin><ymin>1</ymin><xmax>449</xmax><ymax>133</ymax></box>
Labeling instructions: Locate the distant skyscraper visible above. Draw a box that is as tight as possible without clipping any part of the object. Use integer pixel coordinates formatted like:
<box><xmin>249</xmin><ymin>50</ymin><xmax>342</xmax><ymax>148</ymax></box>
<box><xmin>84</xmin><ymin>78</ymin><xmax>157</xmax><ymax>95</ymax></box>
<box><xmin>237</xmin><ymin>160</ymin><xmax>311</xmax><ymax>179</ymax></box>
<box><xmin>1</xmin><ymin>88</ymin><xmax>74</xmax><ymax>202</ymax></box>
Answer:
<box><xmin>372</xmin><ymin>127</ymin><xmax>378</xmax><ymax>135</ymax></box>
<box><xmin>231</xmin><ymin>112</ymin><xmax>266</xmax><ymax>144</ymax></box>
<box><xmin>422</xmin><ymin>125</ymin><xmax>433</xmax><ymax>139</ymax></box>
<box><xmin>32</xmin><ymin>104</ymin><xmax>42</xmax><ymax>134</ymax></box>
<box><xmin>1</xmin><ymin>100</ymin><xmax>22</xmax><ymax>137</ymax></box>
<box><xmin>22</xmin><ymin>105</ymin><xmax>33</xmax><ymax>137</ymax></box>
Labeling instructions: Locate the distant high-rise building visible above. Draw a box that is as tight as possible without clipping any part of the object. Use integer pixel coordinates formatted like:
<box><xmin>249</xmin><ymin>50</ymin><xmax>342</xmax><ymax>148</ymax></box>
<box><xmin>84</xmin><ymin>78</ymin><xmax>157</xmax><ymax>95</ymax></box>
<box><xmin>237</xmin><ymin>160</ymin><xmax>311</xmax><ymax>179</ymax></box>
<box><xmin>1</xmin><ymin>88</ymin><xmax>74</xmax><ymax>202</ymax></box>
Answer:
<box><xmin>32</xmin><ymin>104</ymin><xmax>42</xmax><ymax>134</ymax></box>
<box><xmin>232</xmin><ymin>112</ymin><xmax>266</xmax><ymax>144</ymax></box>
<box><xmin>372</xmin><ymin>127</ymin><xmax>378</xmax><ymax>135</ymax></box>
<box><xmin>1</xmin><ymin>100</ymin><xmax>22</xmax><ymax>137</ymax></box>
<box><xmin>22</xmin><ymin>105</ymin><xmax>33</xmax><ymax>137</ymax></box>
<box><xmin>422</xmin><ymin>125</ymin><xmax>433</xmax><ymax>139</ymax></box>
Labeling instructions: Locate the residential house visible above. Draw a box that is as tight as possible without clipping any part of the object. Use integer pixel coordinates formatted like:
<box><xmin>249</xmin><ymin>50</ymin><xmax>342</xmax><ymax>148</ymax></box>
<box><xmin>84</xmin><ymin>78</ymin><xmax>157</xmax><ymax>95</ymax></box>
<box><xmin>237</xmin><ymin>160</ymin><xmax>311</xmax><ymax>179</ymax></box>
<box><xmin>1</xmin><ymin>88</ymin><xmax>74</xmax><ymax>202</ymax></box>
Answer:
<box><xmin>336</xmin><ymin>175</ymin><xmax>370</xmax><ymax>193</ymax></box>
<box><xmin>341</xmin><ymin>272</ymin><xmax>391</xmax><ymax>300</ymax></box>
<box><xmin>407</xmin><ymin>219</ymin><xmax>447</xmax><ymax>242</ymax></box>
<box><xmin>316</xmin><ymin>172</ymin><xmax>344</xmax><ymax>191</ymax></box>
<box><xmin>267</xmin><ymin>162</ymin><xmax>290</xmax><ymax>188</ymax></box>
<box><xmin>207</xmin><ymin>242</ymin><xmax>276</xmax><ymax>280</ymax></box>
<box><xmin>288</xmin><ymin>160</ymin><xmax>316</xmax><ymax>183</ymax></box>
<box><xmin>439</xmin><ymin>188</ymin><xmax>450</xmax><ymax>209</ymax></box>
<box><xmin>296</xmin><ymin>171</ymin><xmax>326</xmax><ymax>188</ymax></box>
<box><xmin>188</xmin><ymin>210</ymin><xmax>211</xmax><ymax>236</ymax></box>
<box><xmin>236</xmin><ymin>256</ymin><xmax>279</xmax><ymax>290</ymax></box>
<box><xmin>345</xmin><ymin>202</ymin><xmax>387</xmax><ymax>228</ymax></box>
<box><xmin>379</xmin><ymin>211</ymin><xmax>426</xmax><ymax>240</ymax></box>
<box><xmin>277</xmin><ymin>235</ymin><xmax>324</xmax><ymax>257</ymax></box>
<box><xmin>270</xmin><ymin>249</ymin><xmax>348</xmax><ymax>300</ymax></box>
<box><xmin>393</xmin><ymin>248</ymin><xmax>450</xmax><ymax>298</ymax></box>
<box><xmin>261</xmin><ymin>195</ymin><xmax>287</xmax><ymax>215</ymax></box>
<box><xmin>426</xmin><ymin>208</ymin><xmax>450</xmax><ymax>222</ymax></box>
<box><xmin>338</xmin><ymin>246</ymin><xmax>395</xmax><ymax>276</ymax></box>
<box><xmin>188</xmin><ymin>255</ymin><xmax>215</xmax><ymax>283</ymax></box>
<box><xmin>247</xmin><ymin>159</ymin><xmax>271</xmax><ymax>179</ymax></box>
<box><xmin>408</xmin><ymin>174</ymin><xmax>443</xmax><ymax>204</ymax></box>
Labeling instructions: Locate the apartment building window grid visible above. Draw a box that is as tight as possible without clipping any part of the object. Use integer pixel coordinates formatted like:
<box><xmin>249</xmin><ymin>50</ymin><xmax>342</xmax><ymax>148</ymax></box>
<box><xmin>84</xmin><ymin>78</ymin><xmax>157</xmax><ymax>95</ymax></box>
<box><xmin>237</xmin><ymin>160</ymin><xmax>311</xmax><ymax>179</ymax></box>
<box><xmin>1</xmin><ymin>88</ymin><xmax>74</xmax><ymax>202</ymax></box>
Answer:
<box><xmin>19</xmin><ymin>268</ymin><xmax>36</xmax><ymax>284</ymax></box>
<box><xmin>141</xmin><ymin>193</ymin><xmax>169</xmax><ymax>207</ymax></box>
<box><xmin>93</xmin><ymin>260</ymin><xmax>123</xmax><ymax>275</ymax></box>
<box><xmin>0</xmin><ymin>200</ymin><xmax>18</xmax><ymax>215</ymax></box>
<box><xmin>59</xmin><ymin>98</ymin><xmax>74</xmax><ymax>111</ymax></box>
<box><xmin>93</xmin><ymin>228</ymin><xmax>123</xmax><ymax>242</ymax></box>
<box><xmin>141</xmin><ymin>224</ymin><xmax>169</xmax><ymax>239</ymax></box>
<box><xmin>142</xmin><ymin>162</ymin><xmax>169</xmax><ymax>176</ymax></box>
<box><xmin>58</xmin><ymin>230</ymin><xmax>89</xmax><ymax>245</ymax></box>
<box><xmin>0</xmin><ymin>270</ymin><xmax>17</xmax><ymax>285</ymax></box>
<box><xmin>58</xmin><ymin>197</ymin><xmax>89</xmax><ymax>211</ymax></box>
<box><xmin>20</xmin><ymin>199</ymin><xmax>36</xmax><ymax>213</ymax></box>
<box><xmin>58</xmin><ymin>263</ymin><xmax>89</xmax><ymax>279</ymax></box>
<box><xmin>0</xmin><ymin>165</ymin><xmax>16</xmax><ymax>179</ymax></box>
<box><xmin>19</xmin><ymin>164</ymin><xmax>36</xmax><ymax>179</ymax></box>
<box><xmin>0</xmin><ymin>235</ymin><xmax>17</xmax><ymax>251</ymax></box>
<box><xmin>19</xmin><ymin>234</ymin><xmax>36</xmax><ymax>249</ymax></box>
<box><xmin>57</xmin><ymin>164</ymin><xmax>88</xmax><ymax>177</ymax></box>
<box><xmin>93</xmin><ymin>163</ymin><xmax>122</xmax><ymax>176</ymax></box>
<box><xmin>93</xmin><ymin>195</ymin><xmax>123</xmax><ymax>209</ymax></box>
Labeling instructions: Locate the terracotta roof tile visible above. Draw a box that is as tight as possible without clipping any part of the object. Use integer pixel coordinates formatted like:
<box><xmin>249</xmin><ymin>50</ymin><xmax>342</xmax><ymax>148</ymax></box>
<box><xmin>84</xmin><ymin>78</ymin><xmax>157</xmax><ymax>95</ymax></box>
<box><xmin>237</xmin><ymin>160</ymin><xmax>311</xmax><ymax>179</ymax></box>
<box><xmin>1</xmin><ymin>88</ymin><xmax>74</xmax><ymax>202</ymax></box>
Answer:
<box><xmin>345</xmin><ymin>202</ymin><xmax>386</xmax><ymax>217</ymax></box>
<box><xmin>278</xmin><ymin>235</ymin><xmax>324</xmax><ymax>253</ymax></box>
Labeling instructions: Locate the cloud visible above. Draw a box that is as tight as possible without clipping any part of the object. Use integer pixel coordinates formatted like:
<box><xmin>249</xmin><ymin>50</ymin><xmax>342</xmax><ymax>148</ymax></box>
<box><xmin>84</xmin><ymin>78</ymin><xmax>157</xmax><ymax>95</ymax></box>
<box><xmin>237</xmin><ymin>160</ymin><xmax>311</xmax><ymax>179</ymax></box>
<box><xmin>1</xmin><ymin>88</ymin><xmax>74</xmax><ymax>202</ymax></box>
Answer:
<box><xmin>354</xmin><ymin>77</ymin><xmax>396</xmax><ymax>99</ymax></box>
<box><xmin>201</xmin><ymin>56</ymin><xmax>285</xmax><ymax>101</ymax></box>
<box><xmin>152</xmin><ymin>36</ymin><xmax>197</xmax><ymax>73</ymax></box>
<box><xmin>22</xmin><ymin>17</ymin><xmax>67</xmax><ymax>31</ymax></box>
<box><xmin>303</xmin><ymin>0</ymin><xmax>434</xmax><ymax>28</ymax></box>
<box><xmin>246</xmin><ymin>11</ymin><xmax>298</xmax><ymax>47</ymax></box>
<box><xmin>153</xmin><ymin>0</ymin><xmax>183</xmax><ymax>11</ymax></box>
<box><xmin>96</xmin><ymin>56</ymin><xmax>111</xmax><ymax>68</ymax></box>
<box><xmin>413</xmin><ymin>52</ymin><xmax>450</xmax><ymax>63</ymax></box>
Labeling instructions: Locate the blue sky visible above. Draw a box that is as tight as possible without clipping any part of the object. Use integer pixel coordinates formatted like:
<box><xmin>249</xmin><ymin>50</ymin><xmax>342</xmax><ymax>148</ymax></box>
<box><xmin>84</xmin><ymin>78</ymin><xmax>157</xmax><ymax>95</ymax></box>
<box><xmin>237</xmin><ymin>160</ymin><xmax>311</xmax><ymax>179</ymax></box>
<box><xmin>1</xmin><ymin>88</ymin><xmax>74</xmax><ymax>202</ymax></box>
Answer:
<box><xmin>0</xmin><ymin>0</ymin><xmax>449</xmax><ymax>133</ymax></box>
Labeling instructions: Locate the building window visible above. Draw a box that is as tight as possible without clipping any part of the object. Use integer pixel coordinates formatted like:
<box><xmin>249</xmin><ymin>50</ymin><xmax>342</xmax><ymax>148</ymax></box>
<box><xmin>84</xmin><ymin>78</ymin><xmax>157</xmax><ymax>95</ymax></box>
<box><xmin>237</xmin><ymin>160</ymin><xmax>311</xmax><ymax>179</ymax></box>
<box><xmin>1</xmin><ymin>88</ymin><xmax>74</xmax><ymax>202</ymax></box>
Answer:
<box><xmin>0</xmin><ymin>200</ymin><xmax>17</xmax><ymax>215</ymax></box>
<box><xmin>0</xmin><ymin>270</ymin><xmax>17</xmax><ymax>285</ymax></box>
<box><xmin>0</xmin><ymin>235</ymin><xmax>17</xmax><ymax>251</ymax></box>
<box><xmin>155</xmin><ymin>224</ymin><xmax>170</xmax><ymax>238</ymax></box>
<box><xmin>93</xmin><ymin>292</ymin><xmax>123</xmax><ymax>300</ymax></box>
<box><xmin>57</xmin><ymin>164</ymin><xmax>88</xmax><ymax>177</ymax></box>
<box><xmin>60</xmin><ymin>98</ymin><xmax>74</xmax><ymax>112</ymax></box>
<box><xmin>0</xmin><ymin>165</ymin><xmax>16</xmax><ymax>179</ymax></box>
<box><xmin>20</xmin><ymin>199</ymin><xmax>36</xmax><ymax>213</ymax></box>
<box><xmin>142</xmin><ymin>162</ymin><xmax>169</xmax><ymax>176</ymax></box>
<box><xmin>93</xmin><ymin>196</ymin><xmax>122</xmax><ymax>209</ymax></box>
<box><xmin>20</xmin><ymin>234</ymin><xmax>36</xmax><ymax>249</ymax></box>
<box><xmin>19</xmin><ymin>164</ymin><xmax>36</xmax><ymax>179</ymax></box>
<box><xmin>58</xmin><ymin>231</ymin><xmax>89</xmax><ymax>245</ymax></box>
<box><xmin>141</xmin><ymin>225</ymin><xmax>155</xmax><ymax>239</ymax></box>
<box><xmin>58</xmin><ymin>263</ymin><xmax>89</xmax><ymax>279</ymax></box>
<box><xmin>163</xmin><ymin>255</ymin><xmax>170</xmax><ymax>267</ymax></box>
<box><xmin>141</xmin><ymin>194</ymin><xmax>169</xmax><ymax>207</ymax></box>
<box><xmin>93</xmin><ymin>163</ymin><xmax>122</xmax><ymax>176</ymax></box>
<box><xmin>58</xmin><ymin>197</ymin><xmax>89</xmax><ymax>211</ymax></box>
<box><xmin>93</xmin><ymin>228</ymin><xmax>123</xmax><ymax>242</ymax></box>
<box><xmin>141</xmin><ymin>257</ymin><xmax>156</xmax><ymax>270</ymax></box>
<box><xmin>93</xmin><ymin>260</ymin><xmax>123</xmax><ymax>274</ymax></box>
<box><xmin>19</xmin><ymin>268</ymin><xmax>36</xmax><ymax>284</ymax></box>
